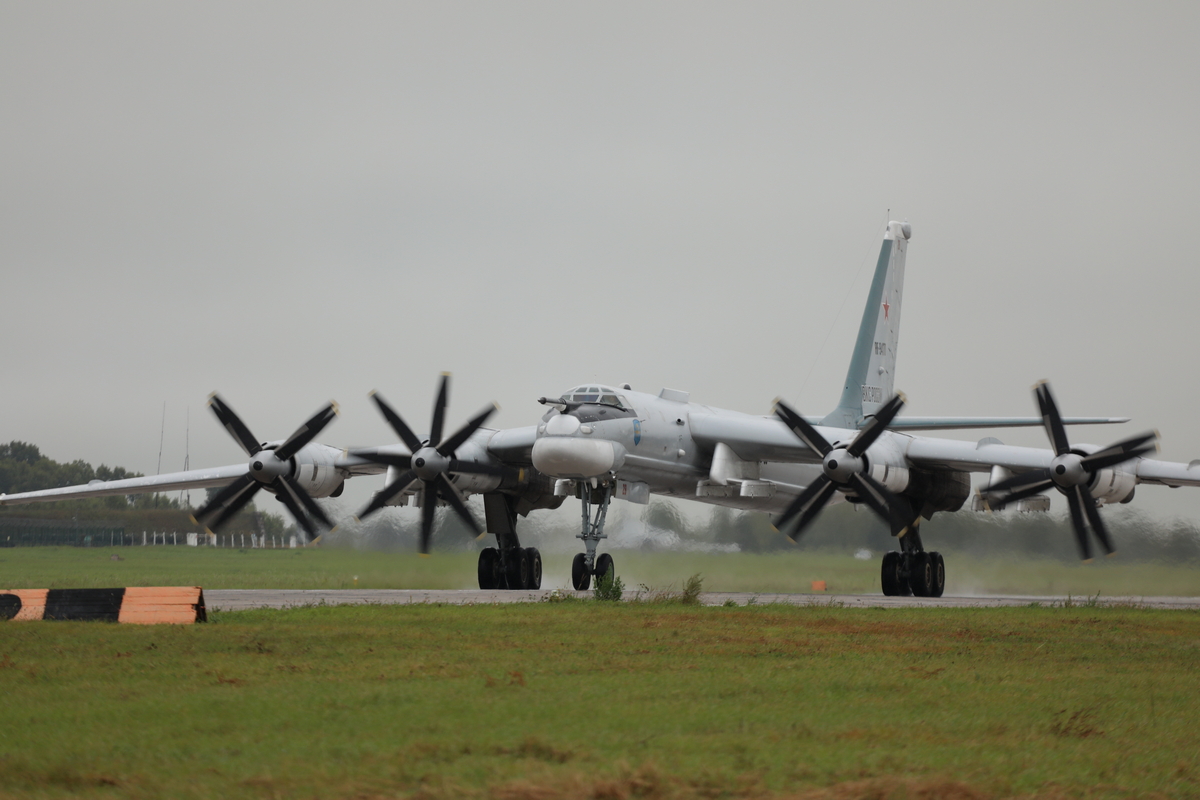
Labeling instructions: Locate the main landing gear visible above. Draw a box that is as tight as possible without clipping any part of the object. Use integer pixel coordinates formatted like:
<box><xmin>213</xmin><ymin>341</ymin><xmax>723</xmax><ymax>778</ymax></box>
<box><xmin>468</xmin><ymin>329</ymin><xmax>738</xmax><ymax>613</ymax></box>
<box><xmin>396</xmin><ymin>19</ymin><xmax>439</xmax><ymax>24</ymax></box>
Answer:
<box><xmin>880</xmin><ymin>525</ymin><xmax>945</xmax><ymax>597</ymax></box>
<box><xmin>476</xmin><ymin>493</ymin><xmax>542</xmax><ymax>590</ymax></box>
<box><xmin>571</xmin><ymin>481</ymin><xmax>615</xmax><ymax>591</ymax></box>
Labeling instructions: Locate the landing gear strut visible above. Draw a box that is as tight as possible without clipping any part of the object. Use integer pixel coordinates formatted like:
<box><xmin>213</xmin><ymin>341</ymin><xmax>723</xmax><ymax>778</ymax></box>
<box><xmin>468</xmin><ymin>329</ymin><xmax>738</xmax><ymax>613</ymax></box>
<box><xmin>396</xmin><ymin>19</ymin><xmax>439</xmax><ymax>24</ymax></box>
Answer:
<box><xmin>880</xmin><ymin>525</ymin><xmax>945</xmax><ymax>598</ymax></box>
<box><xmin>571</xmin><ymin>480</ymin><xmax>614</xmax><ymax>591</ymax></box>
<box><xmin>477</xmin><ymin>493</ymin><xmax>542</xmax><ymax>590</ymax></box>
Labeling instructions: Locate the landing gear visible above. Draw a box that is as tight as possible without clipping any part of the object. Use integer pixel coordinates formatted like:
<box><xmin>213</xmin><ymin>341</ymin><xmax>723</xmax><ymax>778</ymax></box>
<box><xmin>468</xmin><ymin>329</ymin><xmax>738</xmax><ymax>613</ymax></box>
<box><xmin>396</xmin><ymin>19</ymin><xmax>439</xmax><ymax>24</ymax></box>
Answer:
<box><xmin>478</xmin><ymin>547</ymin><xmax>501</xmax><ymax>589</ymax></box>
<box><xmin>880</xmin><ymin>526</ymin><xmax>945</xmax><ymax>598</ymax></box>
<box><xmin>476</xmin><ymin>494</ymin><xmax>543</xmax><ymax>590</ymax></box>
<box><xmin>571</xmin><ymin>480</ymin><xmax>616</xmax><ymax>591</ymax></box>
<box><xmin>881</xmin><ymin>551</ymin><xmax>910</xmax><ymax>596</ymax></box>
<box><xmin>571</xmin><ymin>552</ymin><xmax>590</xmax><ymax>591</ymax></box>
<box><xmin>477</xmin><ymin>545</ymin><xmax>541</xmax><ymax>590</ymax></box>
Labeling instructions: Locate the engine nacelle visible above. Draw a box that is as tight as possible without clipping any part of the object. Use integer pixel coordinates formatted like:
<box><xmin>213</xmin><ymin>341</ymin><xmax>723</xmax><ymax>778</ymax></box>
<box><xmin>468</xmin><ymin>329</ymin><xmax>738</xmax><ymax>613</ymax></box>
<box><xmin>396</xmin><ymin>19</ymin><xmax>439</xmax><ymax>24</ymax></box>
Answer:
<box><xmin>1088</xmin><ymin>466</ymin><xmax>1137</xmax><ymax>505</ymax></box>
<box><xmin>1070</xmin><ymin>444</ymin><xmax>1138</xmax><ymax>505</ymax></box>
<box><xmin>904</xmin><ymin>466</ymin><xmax>971</xmax><ymax>517</ymax></box>
<box><xmin>289</xmin><ymin>444</ymin><xmax>346</xmax><ymax>498</ymax></box>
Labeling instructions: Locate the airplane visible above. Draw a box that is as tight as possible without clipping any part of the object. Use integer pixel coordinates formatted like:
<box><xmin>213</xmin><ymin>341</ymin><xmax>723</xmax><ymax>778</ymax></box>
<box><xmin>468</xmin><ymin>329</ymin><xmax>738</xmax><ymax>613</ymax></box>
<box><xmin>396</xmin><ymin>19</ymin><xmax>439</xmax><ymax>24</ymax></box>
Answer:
<box><xmin>5</xmin><ymin>220</ymin><xmax>1200</xmax><ymax>597</ymax></box>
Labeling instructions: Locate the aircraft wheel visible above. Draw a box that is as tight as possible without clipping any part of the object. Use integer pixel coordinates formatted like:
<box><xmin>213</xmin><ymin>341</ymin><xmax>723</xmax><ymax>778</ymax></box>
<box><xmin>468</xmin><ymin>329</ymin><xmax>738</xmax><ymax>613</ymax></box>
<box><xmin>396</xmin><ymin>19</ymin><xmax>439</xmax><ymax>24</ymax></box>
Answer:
<box><xmin>571</xmin><ymin>553</ymin><xmax>591</xmax><ymax>591</ymax></box>
<box><xmin>881</xmin><ymin>552</ymin><xmax>904</xmax><ymax>596</ymax></box>
<box><xmin>525</xmin><ymin>547</ymin><xmax>543</xmax><ymax>590</ymax></box>
<box><xmin>477</xmin><ymin>548</ymin><xmax>499</xmax><ymax>590</ymax></box>
<box><xmin>930</xmin><ymin>552</ymin><xmax>945</xmax><ymax>598</ymax></box>
<box><xmin>910</xmin><ymin>552</ymin><xmax>933</xmax><ymax>597</ymax></box>
<box><xmin>595</xmin><ymin>552</ymin><xmax>614</xmax><ymax>581</ymax></box>
<box><xmin>506</xmin><ymin>548</ymin><xmax>531</xmax><ymax>590</ymax></box>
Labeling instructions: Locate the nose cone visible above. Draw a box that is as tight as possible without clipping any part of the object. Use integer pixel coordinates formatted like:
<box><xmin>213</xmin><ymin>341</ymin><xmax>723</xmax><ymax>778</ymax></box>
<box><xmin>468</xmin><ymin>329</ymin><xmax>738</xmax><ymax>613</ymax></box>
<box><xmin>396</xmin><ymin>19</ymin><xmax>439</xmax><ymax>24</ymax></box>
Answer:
<box><xmin>532</xmin><ymin>436</ymin><xmax>625</xmax><ymax>478</ymax></box>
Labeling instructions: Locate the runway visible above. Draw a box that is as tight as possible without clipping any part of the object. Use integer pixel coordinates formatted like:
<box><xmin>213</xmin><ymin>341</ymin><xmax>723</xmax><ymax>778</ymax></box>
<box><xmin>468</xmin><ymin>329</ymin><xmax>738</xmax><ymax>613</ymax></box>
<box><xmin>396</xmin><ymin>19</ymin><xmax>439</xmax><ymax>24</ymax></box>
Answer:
<box><xmin>204</xmin><ymin>589</ymin><xmax>1200</xmax><ymax>611</ymax></box>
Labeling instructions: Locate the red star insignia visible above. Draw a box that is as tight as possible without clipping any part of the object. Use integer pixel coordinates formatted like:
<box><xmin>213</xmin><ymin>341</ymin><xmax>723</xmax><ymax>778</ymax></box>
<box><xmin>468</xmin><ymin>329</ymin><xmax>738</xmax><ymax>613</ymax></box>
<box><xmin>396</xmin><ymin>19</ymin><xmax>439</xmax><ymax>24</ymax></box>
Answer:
<box><xmin>882</xmin><ymin>298</ymin><xmax>890</xmax><ymax>319</ymax></box>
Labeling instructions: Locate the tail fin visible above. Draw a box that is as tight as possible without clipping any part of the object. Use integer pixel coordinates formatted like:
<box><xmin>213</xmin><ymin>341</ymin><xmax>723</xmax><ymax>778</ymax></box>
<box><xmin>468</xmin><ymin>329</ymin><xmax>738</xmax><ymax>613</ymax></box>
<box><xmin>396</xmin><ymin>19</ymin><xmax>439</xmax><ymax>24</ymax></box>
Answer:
<box><xmin>821</xmin><ymin>221</ymin><xmax>911</xmax><ymax>429</ymax></box>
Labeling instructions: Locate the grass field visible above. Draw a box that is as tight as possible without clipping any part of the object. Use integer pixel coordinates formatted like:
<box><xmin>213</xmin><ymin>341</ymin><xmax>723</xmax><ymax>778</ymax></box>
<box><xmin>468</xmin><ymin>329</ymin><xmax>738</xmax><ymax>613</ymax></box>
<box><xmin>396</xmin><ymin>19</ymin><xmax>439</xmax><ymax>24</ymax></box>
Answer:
<box><xmin>2</xmin><ymin>545</ymin><xmax>1199</xmax><ymax>597</ymax></box>
<box><xmin>1</xmin><ymin>602</ymin><xmax>1198</xmax><ymax>799</ymax></box>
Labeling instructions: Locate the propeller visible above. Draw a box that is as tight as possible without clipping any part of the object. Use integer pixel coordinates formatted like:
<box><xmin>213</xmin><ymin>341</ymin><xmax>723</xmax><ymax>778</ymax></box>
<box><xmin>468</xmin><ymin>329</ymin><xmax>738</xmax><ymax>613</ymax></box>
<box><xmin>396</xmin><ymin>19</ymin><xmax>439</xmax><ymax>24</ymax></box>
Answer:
<box><xmin>192</xmin><ymin>395</ymin><xmax>339</xmax><ymax>541</ymax></box>
<box><xmin>981</xmin><ymin>381</ymin><xmax>1157</xmax><ymax>561</ymax></box>
<box><xmin>772</xmin><ymin>393</ymin><xmax>915</xmax><ymax>541</ymax></box>
<box><xmin>352</xmin><ymin>374</ymin><xmax>504</xmax><ymax>553</ymax></box>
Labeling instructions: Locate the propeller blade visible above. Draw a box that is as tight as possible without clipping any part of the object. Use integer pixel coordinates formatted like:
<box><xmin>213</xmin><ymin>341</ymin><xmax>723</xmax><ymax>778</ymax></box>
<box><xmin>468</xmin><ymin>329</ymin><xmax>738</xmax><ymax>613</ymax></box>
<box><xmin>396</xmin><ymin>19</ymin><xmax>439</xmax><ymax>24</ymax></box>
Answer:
<box><xmin>206</xmin><ymin>482</ymin><xmax>263</xmax><ymax>533</ymax></box>
<box><xmin>357</xmin><ymin>469</ymin><xmax>418</xmax><ymax>520</ymax></box>
<box><xmin>370</xmin><ymin>392</ymin><xmax>423</xmax><ymax>453</ymax></box>
<box><xmin>208</xmin><ymin>394</ymin><xmax>262</xmax><ymax>457</ymax></box>
<box><xmin>275</xmin><ymin>402</ymin><xmax>339</xmax><ymax>461</ymax></box>
<box><xmin>279</xmin><ymin>474</ymin><xmax>334</xmax><ymax>530</ymax></box>
<box><xmin>437</xmin><ymin>403</ymin><xmax>499</xmax><ymax>457</ymax></box>
<box><xmin>786</xmin><ymin>478</ymin><xmax>839</xmax><ymax>541</ymax></box>
<box><xmin>447</xmin><ymin>458</ymin><xmax>509</xmax><ymax>477</ymax></box>
<box><xmin>273</xmin><ymin>479</ymin><xmax>318</xmax><ymax>540</ymax></box>
<box><xmin>1080</xmin><ymin>431</ymin><xmax>1158</xmax><ymax>472</ymax></box>
<box><xmin>349</xmin><ymin>449</ymin><xmax>413</xmax><ymax>470</ymax></box>
<box><xmin>984</xmin><ymin>468</ymin><xmax>1054</xmax><ymax>498</ymax></box>
<box><xmin>848</xmin><ymin>472</ymin><xmax>911</xmax><ymax>536</ymax></box>
<box><xmin>773</xmin><ymin>400</ymin><xmax>832</xmax><ymax>457</ymax></box>
<box><xmin>1064</xmin><ymin>484</ymin><xmax>1093</xmax><ymax>561</ymax></box>
<box><xmin>419</xmin><ymin>480</ymin><xmax>437</xmax><ymax>554</ymax></box>
<box><xmin>847</xmin><ymin>392</ymin><xmax>906</xmax><ymax>458</ymax></box>
<box><xmin>429</xmin><ymin>374</ymin><xmax>450</xmax><ymax>448</ymax></box>
<box><xmin>193</xmin><ymin>473</ymin><xmax>257</xmax><ymax>527</ymax></box>
<box><xmin>435</xmin><ymin>473</ymin><xmax>483</xmax><ymax>537</ymax></box>
<box><xmin>1079</xmin><ymin>485</ymin><xmax>1116</xmax><ymax>556</ymax></box>
<box><xmin>1080</xmin><ymin>444</ymin><xmax>1157</xmax><ymax>474</ymax></box>
<box><xmin>776</xmin><ymin>473</ymin><xmax>832</xmax><ymax>530</ymax></box>
<box><xmin>1035</xmin><ymin>382</ymin><xmax>1072</xmax><ymax>456</ymax></box>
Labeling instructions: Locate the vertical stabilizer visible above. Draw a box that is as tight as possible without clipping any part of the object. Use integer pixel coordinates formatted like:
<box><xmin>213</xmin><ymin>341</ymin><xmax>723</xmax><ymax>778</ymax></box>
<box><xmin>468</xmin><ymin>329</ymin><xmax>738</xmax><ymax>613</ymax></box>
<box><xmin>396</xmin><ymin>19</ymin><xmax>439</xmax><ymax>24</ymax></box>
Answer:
<box><xmin>821</xmin><ymin>221</ymin><xmax>910</xmax><ymax>429</ymax></box>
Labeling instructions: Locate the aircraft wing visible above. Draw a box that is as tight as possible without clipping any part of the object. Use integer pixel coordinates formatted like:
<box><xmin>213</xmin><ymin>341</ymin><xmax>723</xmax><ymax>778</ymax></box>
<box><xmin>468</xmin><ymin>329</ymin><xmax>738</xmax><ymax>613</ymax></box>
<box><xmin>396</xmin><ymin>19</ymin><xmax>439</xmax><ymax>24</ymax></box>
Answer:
<box><xmin>0</xmin><ymin>463</ymin><xmax>249</xmax><ymax>506</ymax></box>
<box><xmin>486</xmin><ymin>425</ymin><xmax>538</xmax><ymax>466</ymax></box>
<box><xmin>688</xmin><ymin>413</ymin><xmax>822</xmax><ymax>463</ymax></box>
<box><xmin>888</xmin><ymin>416</ymin><xmax>1128</xmax><ymax>431</ymax></box>
<box><xmin>903</xmin><ymin>437</ymin><xmax>1200</xmax><ymax>487</ymax></box>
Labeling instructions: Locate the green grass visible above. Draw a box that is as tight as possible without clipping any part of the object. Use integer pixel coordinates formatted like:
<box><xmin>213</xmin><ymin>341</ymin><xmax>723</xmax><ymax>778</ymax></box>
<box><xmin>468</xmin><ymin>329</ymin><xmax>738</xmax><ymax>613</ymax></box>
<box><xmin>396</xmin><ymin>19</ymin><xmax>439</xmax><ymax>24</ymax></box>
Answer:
<box><xmin>1</xmin><ymin>545</ymin><xmax>1198</xmax><ymax>596</ymax></box>
<box><xmin>1</xmin><ymin>603</ymin><xmax>1198</xmax><ymax>799</ymax></box>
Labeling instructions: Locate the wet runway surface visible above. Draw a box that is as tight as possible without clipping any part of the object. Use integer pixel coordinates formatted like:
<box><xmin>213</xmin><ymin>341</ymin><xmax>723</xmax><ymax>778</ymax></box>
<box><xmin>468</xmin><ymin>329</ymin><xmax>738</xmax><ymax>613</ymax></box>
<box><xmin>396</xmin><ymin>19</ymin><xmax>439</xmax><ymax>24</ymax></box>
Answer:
<box><xmin>205</xmin><ymin>589</ymin><xmax>1200</xmax><ymax>611</ymax></box>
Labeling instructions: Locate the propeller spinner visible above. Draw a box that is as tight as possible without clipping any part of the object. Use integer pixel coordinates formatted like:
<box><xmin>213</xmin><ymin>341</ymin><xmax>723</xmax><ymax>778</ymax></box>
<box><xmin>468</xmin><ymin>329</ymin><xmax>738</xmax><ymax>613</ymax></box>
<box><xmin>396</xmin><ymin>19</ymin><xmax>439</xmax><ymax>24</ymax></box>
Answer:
<box><xmin>982</xmin><ymin>381</ymin><xmax>1157</xmax><ymax>560</ymax></box>
<box><xmin>352</xmin><ymin>374</ymin><xmax>505</xmax><ymax>553</ymax></box>
<box><xmin>192</xmin><ymin>395</ymin><xmax>339</xmax><ymax>540</ymax></box>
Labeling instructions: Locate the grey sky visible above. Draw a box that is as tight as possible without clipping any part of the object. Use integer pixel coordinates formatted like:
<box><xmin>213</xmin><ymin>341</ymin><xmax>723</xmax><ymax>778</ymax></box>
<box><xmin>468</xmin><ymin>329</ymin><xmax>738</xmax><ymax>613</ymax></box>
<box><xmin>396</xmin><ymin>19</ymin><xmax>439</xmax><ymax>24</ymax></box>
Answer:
<box><xmin>3</xmin><ymin>3</ymin><xmax>1199</xmax><ymax>520</ymax></box>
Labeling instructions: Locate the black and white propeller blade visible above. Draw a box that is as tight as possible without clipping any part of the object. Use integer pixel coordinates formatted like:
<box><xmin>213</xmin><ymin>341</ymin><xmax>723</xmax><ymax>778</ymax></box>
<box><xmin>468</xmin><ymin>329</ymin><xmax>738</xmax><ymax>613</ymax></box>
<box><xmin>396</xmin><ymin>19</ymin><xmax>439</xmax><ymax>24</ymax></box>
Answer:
<box><xmin>982</xmin><ymin>381</ymin><xmax>1157</xmax><ymax>561</ymax></box>
<box><xmin>192</xmin><ymin>394</ymin><xmax>339</xmax><ymax>541</ymax></box>
<box><xmin>773</xmin><ymin>393</ymin><xmax>914</xmax><ymax>541</ymax></box>
<box><xmin>352</xmin><ymin>374</ymin><xmax>497</xmax><ymax>554</ymax></box>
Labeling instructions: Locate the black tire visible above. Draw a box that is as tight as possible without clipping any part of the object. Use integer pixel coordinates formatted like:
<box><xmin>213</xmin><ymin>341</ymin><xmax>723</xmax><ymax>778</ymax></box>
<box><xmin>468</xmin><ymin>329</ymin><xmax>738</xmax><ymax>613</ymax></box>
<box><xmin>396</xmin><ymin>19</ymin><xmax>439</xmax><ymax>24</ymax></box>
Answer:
<box><xmin>910</xmin><ymin>552</ymin><xmax>933</xmax><ymax>597</ymax></box>
<box><xmin>881</xmin><ymin>551</ymin><xmax>904</xmax><ymax>596</ymax></box>
<box><xmin>525</xmin><ymin>547</ymin><xmax>543</xmax><ymax>590</ymax></box>
<box><xmin>571</xmin><ymin>553</ymin><xmax>591</xmax><ymax>591</ymax></box>
<box><xmin>506</xmin><ymin>548</ymin><xmax>531</xmax><ymax>590</ymax></box>
<box><xmin>594</xmin><ymin>552</ymin><xmax>614</xmax><ymax>581</ymax></box>
<box><xmin>930</xmin><ymin>552</ymin><xmax>946</xmax><ymax>597</ymax></box>
<box><xmin>477</xmin><ymin>548</ymin><xmax>498</xmax><ymax>590</ymax></box>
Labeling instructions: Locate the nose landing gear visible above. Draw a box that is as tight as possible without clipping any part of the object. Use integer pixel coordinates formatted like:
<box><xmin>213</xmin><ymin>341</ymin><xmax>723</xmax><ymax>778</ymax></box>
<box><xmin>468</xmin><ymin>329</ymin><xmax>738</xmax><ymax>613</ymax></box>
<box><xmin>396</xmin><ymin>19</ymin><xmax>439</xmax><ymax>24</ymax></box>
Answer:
<box><xmin>880</xmin><ymin>526</ymin><xmax>945</xmax><ymax>597</ymax></box>
<box><xmin>571</xmin><ymin>481</ymin><xmax>614</xmax><ymax>591</ymax></box>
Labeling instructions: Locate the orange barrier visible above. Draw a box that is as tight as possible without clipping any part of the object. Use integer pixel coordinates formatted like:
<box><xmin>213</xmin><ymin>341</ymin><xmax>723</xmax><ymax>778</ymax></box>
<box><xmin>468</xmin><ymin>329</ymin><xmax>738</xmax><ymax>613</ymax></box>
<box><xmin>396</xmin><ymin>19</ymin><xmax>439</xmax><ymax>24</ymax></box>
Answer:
<box><xmin>0</xmin><ymin>587</ymin><xmax>206</xmax><ymax>624</ymax></box>
<box><xmin>811</xmin><ymin>580</ymin><xmax>827</xmax><ymax>592</ymax></box>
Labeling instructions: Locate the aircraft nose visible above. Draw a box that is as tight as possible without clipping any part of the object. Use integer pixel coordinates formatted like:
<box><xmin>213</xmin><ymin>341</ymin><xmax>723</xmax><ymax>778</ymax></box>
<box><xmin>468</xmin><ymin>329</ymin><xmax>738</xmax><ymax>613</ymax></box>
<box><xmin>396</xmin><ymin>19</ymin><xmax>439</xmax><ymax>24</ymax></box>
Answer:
<box><xmin>531</xmin><ymin>437</ymin><xmax>625</xmax><ymax>478</ymax></box>
<box><xmin>544</xmin><ymin>414</ymin><xmax>582</xmax><ymax>436</ymax></box>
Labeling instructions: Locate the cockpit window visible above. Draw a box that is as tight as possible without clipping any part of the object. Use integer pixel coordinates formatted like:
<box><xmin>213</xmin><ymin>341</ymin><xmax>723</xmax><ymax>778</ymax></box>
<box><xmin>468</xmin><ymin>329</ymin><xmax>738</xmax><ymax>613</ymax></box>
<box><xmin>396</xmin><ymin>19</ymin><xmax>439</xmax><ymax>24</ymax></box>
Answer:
<box><xmin>560</xmin><ymin>386</ymin><xmax>632</xmax><ymax>411</ymax></box>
